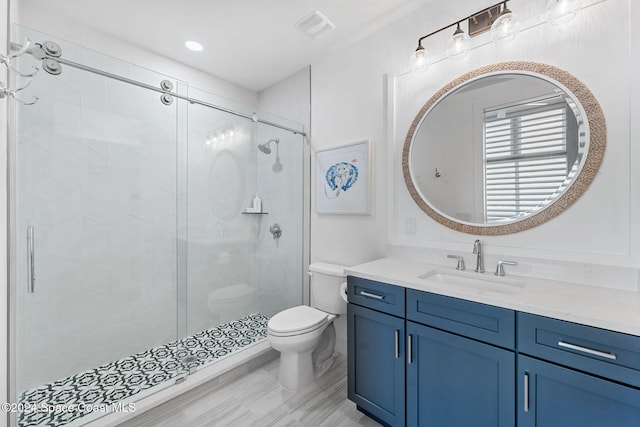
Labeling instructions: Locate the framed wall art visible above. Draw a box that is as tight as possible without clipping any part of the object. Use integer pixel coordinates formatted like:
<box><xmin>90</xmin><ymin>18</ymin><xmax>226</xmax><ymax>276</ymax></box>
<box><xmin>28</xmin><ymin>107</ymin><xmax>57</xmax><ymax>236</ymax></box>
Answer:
<box><xmin>315</xmin><ymin>140</ymin><xmax>370</xmax><ymax>215</ymax></box>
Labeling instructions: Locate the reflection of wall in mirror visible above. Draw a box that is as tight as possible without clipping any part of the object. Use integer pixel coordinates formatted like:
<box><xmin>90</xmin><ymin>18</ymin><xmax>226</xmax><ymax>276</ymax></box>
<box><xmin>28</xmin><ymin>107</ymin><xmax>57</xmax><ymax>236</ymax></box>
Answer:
<box><xmin>414</xmin><ymin>99</ymin><xmax>476</xmax><ymax>221</ymax></box>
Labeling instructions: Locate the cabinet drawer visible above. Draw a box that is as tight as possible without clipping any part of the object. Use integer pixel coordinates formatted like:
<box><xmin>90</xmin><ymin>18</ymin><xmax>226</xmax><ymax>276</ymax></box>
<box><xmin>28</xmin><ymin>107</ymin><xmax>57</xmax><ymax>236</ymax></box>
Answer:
<box><xmin>518</xmin><ymin>313</ymin><xmax>640</xmax><ymax>388</ymax></box>
<box><xmin>407</xmin><ymin>289</ymin><xmax>515</xmax><ymax>349</ymax></box>
<box><xmin>347</xmin><ymin>276</ymin><xmax>405</xmax><ymax>317</ymax></box>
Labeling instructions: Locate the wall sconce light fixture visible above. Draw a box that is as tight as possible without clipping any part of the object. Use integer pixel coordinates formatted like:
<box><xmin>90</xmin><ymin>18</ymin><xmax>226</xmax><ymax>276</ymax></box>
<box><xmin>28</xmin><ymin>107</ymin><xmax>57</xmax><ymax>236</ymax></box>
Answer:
<box><xmin>545</xmin><ymin>0</ymin><xmax>582</xmax><ymax>26</ymax></box>
<box><xmin>410</xmin><ymin>1</ymin><xmax>520</xmax><ymax>70</ymax></box>
<box><xmin>446</xmin><ymin>23</ymin><xmax>471</xmax><ymax>60</ymax></box>
<box><xmin>491</xmin><ymin>2</ymin><xmax>521</xmax><ymax>46</ymax></box>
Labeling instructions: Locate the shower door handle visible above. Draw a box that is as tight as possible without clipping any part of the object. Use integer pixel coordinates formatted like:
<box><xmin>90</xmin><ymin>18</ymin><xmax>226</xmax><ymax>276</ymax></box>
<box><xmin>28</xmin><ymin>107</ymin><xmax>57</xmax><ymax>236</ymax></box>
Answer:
<box><xmin>27</xmin><ymin>226</ymin><xmax>35</xmax><ymax>293</ymax></box>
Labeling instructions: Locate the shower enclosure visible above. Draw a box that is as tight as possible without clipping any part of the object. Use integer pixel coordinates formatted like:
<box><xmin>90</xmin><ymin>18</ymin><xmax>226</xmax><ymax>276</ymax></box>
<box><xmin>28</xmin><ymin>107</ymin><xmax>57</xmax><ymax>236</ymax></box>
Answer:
<box><xmin>10</xmin><ymin>26</ymin><xmax>305</xmax><ymax>426</ymax></box>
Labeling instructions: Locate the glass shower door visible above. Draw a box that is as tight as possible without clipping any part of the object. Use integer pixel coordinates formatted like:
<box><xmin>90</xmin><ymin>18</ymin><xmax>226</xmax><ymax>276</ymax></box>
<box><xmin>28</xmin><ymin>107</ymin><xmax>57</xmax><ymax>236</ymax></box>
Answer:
<box><xmin>253</xmin><ymin>121</ymin><xmax>305</xmax><ymax>319</ymax></box>
<box><xmin>13</xmin><ymin>28</ymin><xmax>181</xmax><ymax>399</ymax></box>
<box><xmin>184</xmin><ymin>90</ymin><xmax>305</xmax><ymax>369</ymax></box>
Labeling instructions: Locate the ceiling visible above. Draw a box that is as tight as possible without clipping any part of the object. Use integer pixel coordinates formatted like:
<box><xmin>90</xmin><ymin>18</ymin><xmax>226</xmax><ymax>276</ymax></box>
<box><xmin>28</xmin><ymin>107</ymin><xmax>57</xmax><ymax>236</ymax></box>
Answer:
<box><xmin>23</xmin><ymin>0</ymin><xmax>429</xmax><ymax>92</ymax></box>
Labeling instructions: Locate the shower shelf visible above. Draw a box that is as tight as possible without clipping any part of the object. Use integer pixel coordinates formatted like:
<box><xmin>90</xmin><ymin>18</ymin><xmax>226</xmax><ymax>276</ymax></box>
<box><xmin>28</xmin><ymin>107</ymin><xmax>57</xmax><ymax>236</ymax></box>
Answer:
<box><xmin>242</xmin><ymin>211</ymin><xmax>268</xmax><ymax>215</ymax></box>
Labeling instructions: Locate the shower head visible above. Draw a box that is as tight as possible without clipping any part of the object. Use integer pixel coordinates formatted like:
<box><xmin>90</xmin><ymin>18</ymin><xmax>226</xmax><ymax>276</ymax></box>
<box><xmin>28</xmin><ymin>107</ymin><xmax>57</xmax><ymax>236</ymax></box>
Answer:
<box><xmin>258</xmin><ymin>142</ymin><xmax>271</xmax><ymax>154</ymax></box>
<box><xmin>258</xmin><ymin>138</ymin><xmax>279</xmax><ymax>154</ymax></box>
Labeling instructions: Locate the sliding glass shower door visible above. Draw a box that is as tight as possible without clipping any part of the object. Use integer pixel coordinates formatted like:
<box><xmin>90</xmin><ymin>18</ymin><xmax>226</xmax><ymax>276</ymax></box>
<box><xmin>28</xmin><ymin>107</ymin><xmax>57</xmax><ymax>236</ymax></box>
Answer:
<box><xmin>11</xmin><ymin>26</ymin><xmax>305</xmax><ymax>426</ymax></box>
<box><xmin>185</xmin><ymin>94</ymin><xmax>304</xmax><ymax>337</ymax></box>
<box><xmin>13</xmin><ymin>27</ymin><xmax>183</xmax><ymax>395</ymax></box>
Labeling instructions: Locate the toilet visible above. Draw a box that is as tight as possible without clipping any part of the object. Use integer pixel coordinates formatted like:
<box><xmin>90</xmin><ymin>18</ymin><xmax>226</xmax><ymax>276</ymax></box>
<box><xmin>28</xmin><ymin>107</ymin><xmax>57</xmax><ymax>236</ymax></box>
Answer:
<box><xmin>267</xmin><ymin>262</ymin><xmax>348</xmax><ymax>392</ymax></box>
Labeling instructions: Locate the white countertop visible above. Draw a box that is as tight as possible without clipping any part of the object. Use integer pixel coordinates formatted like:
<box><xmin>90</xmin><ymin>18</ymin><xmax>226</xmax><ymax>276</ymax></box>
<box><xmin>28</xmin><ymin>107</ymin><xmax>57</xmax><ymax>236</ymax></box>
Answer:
<box><xmin>345</xmin><ymin>257</ymin><xmax>640</xmax><ymax>337</ymax></box>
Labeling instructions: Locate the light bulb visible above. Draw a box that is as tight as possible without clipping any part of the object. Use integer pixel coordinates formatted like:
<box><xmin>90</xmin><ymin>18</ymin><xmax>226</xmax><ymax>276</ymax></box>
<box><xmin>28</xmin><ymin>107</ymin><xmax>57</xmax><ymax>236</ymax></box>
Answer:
<box><xmin>545</xmin><ymin>0</ymin><xmax>582</xmax><ymax>26</ymax></box>
<box><xmin>446</xmin><ymin>23</ymin><xmax>470</xmax><ymax>60</ymax></box>
<box><xmin>409</xmin><ymin>44</ymin><xmax>430</xmax><ymax>72</ymax></box>
<box><xmin>491</xmin><ymin>5</ymin><xmax>521</xmax><ymax>46</ymax></box>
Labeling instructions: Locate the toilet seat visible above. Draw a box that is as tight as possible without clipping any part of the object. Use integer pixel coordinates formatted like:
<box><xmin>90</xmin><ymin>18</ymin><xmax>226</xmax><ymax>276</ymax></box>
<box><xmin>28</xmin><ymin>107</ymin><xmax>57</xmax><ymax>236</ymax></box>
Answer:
<box><xmin>268</xmin><ymin>305</ymin><xmax>329</xmax><ymax>337</ymax></box>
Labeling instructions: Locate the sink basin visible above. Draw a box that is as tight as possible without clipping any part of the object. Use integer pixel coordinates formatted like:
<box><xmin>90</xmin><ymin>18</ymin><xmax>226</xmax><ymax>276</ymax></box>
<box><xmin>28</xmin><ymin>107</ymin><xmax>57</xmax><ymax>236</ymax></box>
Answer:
<box><xmin>418</xmin><ymin>269</ymin><xmax>525</xmax><ymax>295</ymax></box>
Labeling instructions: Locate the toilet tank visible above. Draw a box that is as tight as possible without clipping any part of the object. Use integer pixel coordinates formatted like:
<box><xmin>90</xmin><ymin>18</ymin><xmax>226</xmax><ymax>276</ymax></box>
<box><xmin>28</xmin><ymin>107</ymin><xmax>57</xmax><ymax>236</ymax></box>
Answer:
<box><xmin>309</xmin><ymin>262</ymin><xmax>347</xmax><ymax>315</ymax></box>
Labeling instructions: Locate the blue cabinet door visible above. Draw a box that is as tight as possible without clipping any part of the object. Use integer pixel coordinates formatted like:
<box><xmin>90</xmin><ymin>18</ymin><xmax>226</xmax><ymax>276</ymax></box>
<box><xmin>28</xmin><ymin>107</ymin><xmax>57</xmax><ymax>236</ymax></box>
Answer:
<box><xmin>406</xmin><ymin>321</ymin><xmax>515</xmax><ymax>427</ymax></box>
<box><xmin>348</xmin><ymin>303</ymin><xmax>405</xmax><ymax>427</ymax></box>
<box><xmin>518</xmin><ymin>355</ymin><xmax>640</xmax><ymax>427</ymax></box>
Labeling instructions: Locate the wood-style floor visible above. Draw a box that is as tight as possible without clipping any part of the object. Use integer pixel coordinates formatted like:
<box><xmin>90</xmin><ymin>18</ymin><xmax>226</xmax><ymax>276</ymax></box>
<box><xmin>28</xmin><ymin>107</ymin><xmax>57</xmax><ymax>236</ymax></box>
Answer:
<box><xmin>118</xmin><ymin>353</ymin><xmax>380</xmax><ymax>427</ymax></box>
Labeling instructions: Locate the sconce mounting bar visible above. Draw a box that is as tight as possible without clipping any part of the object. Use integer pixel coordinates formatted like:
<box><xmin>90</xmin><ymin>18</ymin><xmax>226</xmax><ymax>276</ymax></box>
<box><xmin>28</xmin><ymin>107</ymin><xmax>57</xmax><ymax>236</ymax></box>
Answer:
<box><xmin>416</xmin><ymin>1</ymin><xmax>510</xmax><ymax>47</ymax></box>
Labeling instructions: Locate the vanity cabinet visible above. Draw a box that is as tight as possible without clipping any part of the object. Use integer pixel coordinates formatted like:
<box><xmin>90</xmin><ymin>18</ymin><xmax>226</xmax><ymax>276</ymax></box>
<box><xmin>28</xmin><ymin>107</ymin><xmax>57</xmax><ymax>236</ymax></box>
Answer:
<box><xmin>406</xmin><ymin>290</ymin><xmax>515</xmax><ymax>427</ymax></box>
<box><xmin>517</xmin><ymin>313</ymin><xmax>640</xmax><ymax>427</ymax></box>
<box><xmin>347</xmin><ymin>277</ymin><xmax>406</xmax><ymax>427</ymax></box>
<box><xmin>348</xmin><ymin>276</ymin><xmax>640</xmax><ymax>427</ymax></box>
<box><xmin>347</xmin><ymin>277</ymin><xmax>515</xmax><ymax>427</ymax></box>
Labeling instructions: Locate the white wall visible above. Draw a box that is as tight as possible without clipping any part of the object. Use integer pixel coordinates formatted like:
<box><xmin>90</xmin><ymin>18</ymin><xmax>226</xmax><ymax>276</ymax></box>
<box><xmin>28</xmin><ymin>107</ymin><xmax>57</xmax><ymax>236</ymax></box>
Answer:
<box><xmin>311</xmin><ymin>0</ymin><xmax>639</xmax><ymax>291</ymax></box>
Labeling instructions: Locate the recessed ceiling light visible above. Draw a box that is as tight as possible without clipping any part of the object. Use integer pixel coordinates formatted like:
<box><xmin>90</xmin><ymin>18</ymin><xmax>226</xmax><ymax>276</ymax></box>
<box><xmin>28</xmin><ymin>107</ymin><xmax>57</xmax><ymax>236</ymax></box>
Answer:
<box><xmin>185</xmin><ymin>40</ymin><xmax>203</xmax><ymax>52</ymax></box>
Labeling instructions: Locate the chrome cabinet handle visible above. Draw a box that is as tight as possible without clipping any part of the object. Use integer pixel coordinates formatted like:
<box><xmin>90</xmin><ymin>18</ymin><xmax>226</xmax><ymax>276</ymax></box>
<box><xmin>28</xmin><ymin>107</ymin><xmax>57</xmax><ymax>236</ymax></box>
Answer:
<box><xmin>558</xmin><ymin>340</ymin><xmax>617</xmax><ymax>360</ymax></box>
<box><xmin>524</xmin><ymin>372</ymin><xmax>529</xmax><ymax>413</ymax></box>
<box><xmin>407</xmin><ymin>334</ymin><xmax>413</xmax><ymax>364</ymax></box>
<box><xmin>395</xmin><ymin>330</ymin><xmax>400</xmax><ymax>359</ymax></box>
<box><xmin>359</xmin><ymin>290</ymin><xmax>384</xmax><ymax>300</ymax></box>
<box><xmin>27</xmin><ymin>226</ymin><xmax>35</xmax><ymax>293</ymax></box>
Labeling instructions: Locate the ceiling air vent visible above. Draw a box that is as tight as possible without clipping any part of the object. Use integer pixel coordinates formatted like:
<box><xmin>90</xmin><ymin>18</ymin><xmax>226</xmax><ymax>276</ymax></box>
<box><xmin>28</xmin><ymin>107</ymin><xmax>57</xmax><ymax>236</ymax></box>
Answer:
<box><xmin>295</xmin><ymin>10</ymin><xmax>336</xmax><ymax>38</ymax></box>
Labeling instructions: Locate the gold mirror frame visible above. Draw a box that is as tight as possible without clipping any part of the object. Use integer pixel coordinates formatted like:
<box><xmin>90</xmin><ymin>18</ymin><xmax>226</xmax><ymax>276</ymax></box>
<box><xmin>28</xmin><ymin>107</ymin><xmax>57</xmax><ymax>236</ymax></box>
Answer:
<box><xmin>402</xmin><ymin>62</ymin><xmax>606</xmax><ymax>235</ymax></box>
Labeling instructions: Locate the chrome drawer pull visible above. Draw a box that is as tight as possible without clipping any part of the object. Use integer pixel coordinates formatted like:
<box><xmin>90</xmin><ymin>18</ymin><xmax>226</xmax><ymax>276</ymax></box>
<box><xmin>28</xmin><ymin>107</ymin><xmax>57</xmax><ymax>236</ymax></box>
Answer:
<box><xmin>395</xmin><ymin>330</ymin><xmax>400</xmax><ymax>359</ymax></box>
<box><xmin>407</xmin><ymin>334</ymin><xmax>413</xmax><ymax>364</ymax></box>
<box><xmin>359</xmin><ymin>290</ymin><xmax>384</xmax><ymax>300</ymax></box>
<box><xmin>558</xmin><ymin>340</ymin><xmax>617</xmax><ymax>360</ymax></box>
<box><xmin>524</xmin><ymin>372</ymin><xmax>529</xmax><ymax>413</ymax></box>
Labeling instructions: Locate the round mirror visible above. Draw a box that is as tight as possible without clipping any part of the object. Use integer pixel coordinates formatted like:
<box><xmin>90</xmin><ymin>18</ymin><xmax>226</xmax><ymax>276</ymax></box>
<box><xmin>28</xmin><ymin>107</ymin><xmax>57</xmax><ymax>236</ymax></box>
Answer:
<box><xmin>403</xmin><ymin>62</ymin><xmax>605</xmax><ymax>235</ymax></box>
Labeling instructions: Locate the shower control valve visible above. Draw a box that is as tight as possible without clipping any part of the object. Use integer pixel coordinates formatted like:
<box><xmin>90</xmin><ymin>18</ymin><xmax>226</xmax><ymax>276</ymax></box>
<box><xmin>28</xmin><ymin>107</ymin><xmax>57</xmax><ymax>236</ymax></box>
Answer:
<box><xmin>270</xmin><ymin>223</ymin><xmax>282</xmax><ymax>240</ymax></box>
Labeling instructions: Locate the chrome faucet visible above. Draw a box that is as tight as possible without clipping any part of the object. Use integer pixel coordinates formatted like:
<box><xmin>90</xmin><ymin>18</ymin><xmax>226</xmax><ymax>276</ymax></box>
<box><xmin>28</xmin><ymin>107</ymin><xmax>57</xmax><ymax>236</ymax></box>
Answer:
<box><xmin>473</xmin><ymin>239</ymin><xmax>484</xmax><ymax>273</ymax></box>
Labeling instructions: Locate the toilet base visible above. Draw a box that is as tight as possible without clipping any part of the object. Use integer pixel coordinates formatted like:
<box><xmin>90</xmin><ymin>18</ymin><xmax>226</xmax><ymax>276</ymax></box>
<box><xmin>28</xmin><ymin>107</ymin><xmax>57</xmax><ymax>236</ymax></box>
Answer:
<box><xmin>277</xmin><ymin>351</ymin><xmax>336</xmax><ymax>392</ymax></box>
<box><xmin>272</xmin><ymin>323</ymin><xmax>337</xmax><ymax>392</ymax></box>
<box><xmin>313</xmin><ymin>353</ymin><xmax>335</xmax><ymax>379</ymax></box>
<box><xmin>278</xmin><ymin>349</ymin><xmax>315</xmax><ymax>392</ymax></box>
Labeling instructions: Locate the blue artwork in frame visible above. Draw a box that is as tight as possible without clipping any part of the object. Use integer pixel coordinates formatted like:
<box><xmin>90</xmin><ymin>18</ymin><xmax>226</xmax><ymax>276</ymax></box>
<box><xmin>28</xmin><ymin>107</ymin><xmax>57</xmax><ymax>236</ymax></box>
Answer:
<box><xmin>315</xmin><ymin>140</ymin><xmax>370</xmax><ymax>215</ymax></box>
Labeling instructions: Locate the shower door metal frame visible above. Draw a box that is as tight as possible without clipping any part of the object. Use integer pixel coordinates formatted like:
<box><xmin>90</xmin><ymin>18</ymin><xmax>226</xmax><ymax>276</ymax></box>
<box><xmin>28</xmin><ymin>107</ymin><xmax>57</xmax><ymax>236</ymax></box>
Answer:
<box><xmin>15</xmin><ymin>42</ymin><xmax>307</xmax><ymax>137</ymax></box>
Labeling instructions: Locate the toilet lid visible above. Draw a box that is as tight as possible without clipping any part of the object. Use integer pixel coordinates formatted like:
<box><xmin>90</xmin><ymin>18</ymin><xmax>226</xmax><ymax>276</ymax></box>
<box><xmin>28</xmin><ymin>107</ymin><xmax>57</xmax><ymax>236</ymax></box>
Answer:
<box><xmin>268</xmin><ymin>306</ymin><xmax>328</xmax><ymax>334</ymax></box>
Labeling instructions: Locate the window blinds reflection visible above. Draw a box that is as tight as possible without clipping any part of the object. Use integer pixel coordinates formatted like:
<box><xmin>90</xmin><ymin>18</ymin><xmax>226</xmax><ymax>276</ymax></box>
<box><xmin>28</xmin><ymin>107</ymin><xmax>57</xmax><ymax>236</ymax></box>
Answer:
<box><xmin>484</xmin><ymin>94</ymin><xmax>577</xmax><ymax>223</ymax></box>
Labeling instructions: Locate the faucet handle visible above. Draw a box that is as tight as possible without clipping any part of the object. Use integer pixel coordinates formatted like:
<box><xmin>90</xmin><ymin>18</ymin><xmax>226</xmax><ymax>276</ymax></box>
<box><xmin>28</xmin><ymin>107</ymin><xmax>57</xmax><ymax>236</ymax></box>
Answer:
<box><xmin>495</xmin><ymin>260</ymin><xmax>517</xmax><ymax>276</ymax></box>
<box><xmin>447</xmin><ymin>254</ymin><xmax>465</xmax><ymax>271</ymax></box>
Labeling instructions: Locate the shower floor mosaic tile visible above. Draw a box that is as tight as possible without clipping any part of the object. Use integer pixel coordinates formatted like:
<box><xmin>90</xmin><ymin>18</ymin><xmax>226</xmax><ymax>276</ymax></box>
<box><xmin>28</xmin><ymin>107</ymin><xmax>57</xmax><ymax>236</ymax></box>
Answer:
<box><xmin>18</xmin><ymin>313</ymin><xmax>270</xmax><ymax>427</ymax></box>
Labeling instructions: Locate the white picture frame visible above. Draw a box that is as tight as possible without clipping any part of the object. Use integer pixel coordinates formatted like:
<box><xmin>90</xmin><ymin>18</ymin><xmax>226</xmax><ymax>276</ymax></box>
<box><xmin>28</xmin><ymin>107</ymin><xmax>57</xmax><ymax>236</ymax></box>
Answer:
<box><xmin>315</xmin><ymin>140</ymin><xmax>370</xmax><ymax>215</ymax></box>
